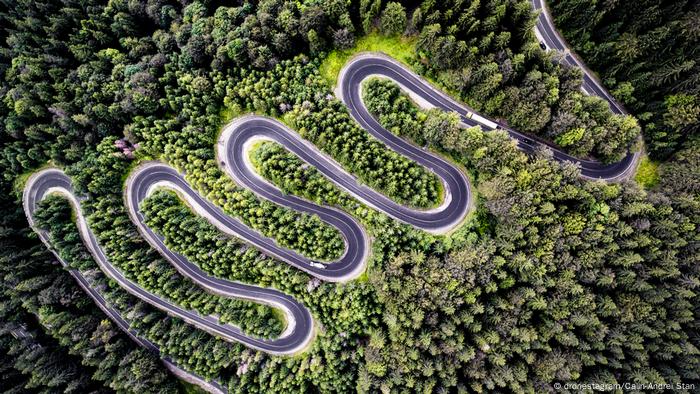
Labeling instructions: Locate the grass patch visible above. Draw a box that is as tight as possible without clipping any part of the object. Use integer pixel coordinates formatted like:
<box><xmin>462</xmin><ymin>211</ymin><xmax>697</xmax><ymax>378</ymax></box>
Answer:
<box><xmin>219</xmin><ymin>104</ymin><xmax>243</xmax><ymax>124</ymax></box>
<box><xmin>14</xmin><ymin>170</ymin><xmax>37</xmax><ymax>196</ymax></box>
<box><xmin>179</xmin><ymin>381</ymin><xmax>208</xmax><ymax>394</ymax></box>
<box><xmin>319</xmin><ymin>32</ymin><xmax>417</xmax><ymax>87</ymax></box>
<box><xmin>247</xmin><ymin>140</ymin><xmax>266</xmax><ymax>170</ymax></box>
<box><xmin>13</xmin><ymin>162</ymin><xmax>55</xmax><ymax>198</ymax></box>
<box><xmin>635</xmin><ymin>154</ymin><xmax>660</xmax><ymax>189</ymax></box>
<box><xmin>269</xmin><ymin>306</ymin><xmax>289</xmax><ymax>335</ymax></box>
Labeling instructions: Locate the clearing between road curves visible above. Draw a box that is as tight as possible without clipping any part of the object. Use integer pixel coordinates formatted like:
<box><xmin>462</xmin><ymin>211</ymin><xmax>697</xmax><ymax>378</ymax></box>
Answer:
<box><xmin>21</xmin><ymin>2</ymin><xmax>638</xmax><ymax>390</ymax></box>
<box><xmin>20</xmin><ymin>57</ymin><xmax>480</xmax><ymax>363</ymax></box>
<box><xmin>339</xmin><ymin>52</ymin><xmax>639</xmax><ymax>182</ymax></box>
<box><xmin>24</xmin><ymin>168</ymin><xmax>316</xmax><ymax>356</ymax></box>
<box><xmin>22</xmin><ymin>170</ymin><xmax>227</xmax><ymax>394</ymax></box>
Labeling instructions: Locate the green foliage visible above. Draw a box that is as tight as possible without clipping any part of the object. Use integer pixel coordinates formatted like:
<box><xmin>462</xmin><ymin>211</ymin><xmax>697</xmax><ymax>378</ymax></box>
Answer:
<box><xmin>223</xmin><ymin>58</ymin><xmax>442</xmax><ymax>208</ymax></box>
<box><xmin>31</xmin><ymin>193</ymin><xmax>252</xmax><ymax>382</ymax></box>
<box><xmin>131</xmin><ymin>67</ymin><xmax>347</xmax><ymax>261</ymax></box>
<box><xmin>359</xmin><ymin>0</ymin><xmax>383</xmax><ymax>34</ymax></box>
<box><xmin>0</xmin><ymin>184</ymin><xmax>178</xmax><ymax>391</ymax></box>
<box><xmin>364</xmin><ymin>118</ymin><xmax>700</xmax><ymax>393</ymax></box>
<box><xmin>363</xmin><ymin>78</ymin><xmax>423</xmax><ymax>140</ymax></box>
<box><xmin>80</xmin><ymin>139</ymin><xmax>285</xmax><ymax>339</ymax></box>
<box><xmin>140</xmin><ymin>189</ymin><xmax>379</xmax><ymax>393</ymax></box>
<box><xmin>0</xmin><ymin>329</ymin><xmax>100</xmax><ymax>392</ymax></box>
<box><xmin>634</xmin><ymin>155</ymin><xmax>661</xmax><ymax>189</ymax></box>
<box><xmin>659</xmin><ymin>139</ymin><xmax>700</xmax><ymax>197</ymax></box>
<box><xmin>319</xmin><ymin>32</ymin><xmax>417</xmax><ymax>86</ymax></box>
<box><xmin>555</xmin><ymin>127</ymin><xmax>585</xmax><ymax>147</ymax></box>
<box><xmin>357</xmin><ymin>69</ymin><xmax>700</xmax><ymax>392</ymax></box>
<box><xmin>380</xmin><ymin>2</ymin><xmax>407</xmax><ymax>36</ymax></box>
<box><xmin>250</xmin><ymin>141</ymin><xmax>352</xmax><ymax>208</ymax></box>
<box><xmin>551</xmin><ymin>0</ymin><xmax>699</xmax><ymax>159</ymax></box>
<box><xmin>0</xmin><ymin>195</ymin><xmax>108</xmax><ymax>392</ymax></box>
<box><xmin>411</xmin><ymin>0</ymin><xmax>640</xmax><ymax>162</ymax></box>
<box><xmin>363</xmin><ymin>77</ymin><xmax>481</xmax><ymax>156</ymax></box>
<box><xmin>1</xmin><ymin>0</ymin><xmax>699</xmax><ymax>392</ymax></box>
<box><xmin>33</xmin><ymin>197</ymin><xmax>179</xmax><ymax>393</ymax></box>
<box><xmin>248</xmin><ymin>139</ymin><xmax>435</xmax><ymax>256</ymax></box>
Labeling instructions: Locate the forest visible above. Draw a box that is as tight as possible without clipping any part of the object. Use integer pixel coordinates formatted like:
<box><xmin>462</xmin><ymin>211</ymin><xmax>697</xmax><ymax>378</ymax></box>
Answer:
<box><xmin>550</xmin><ymin>0</ymin><xmax>699</xmax><ymax>160</ymax></box>
<box><xmin>0</xmin><ymin>0</ymin><xmax>697</xmax><ymax>393</ymax></box>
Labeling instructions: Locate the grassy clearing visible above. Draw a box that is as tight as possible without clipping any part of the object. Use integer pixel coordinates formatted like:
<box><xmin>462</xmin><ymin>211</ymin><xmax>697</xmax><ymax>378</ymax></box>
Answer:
<box><xmin>319</xmin><ymin>32</ymin><xmax>417</xmax><ymax>87</ymax></box>
<box><xmin>246</xmin><ymin>140</ymin><xmax>266</xmax><ymax>170</ymax></box>
<box><xmin>179</xmin><ymin>381</ymin><xmax>208</xmax><ymax>394</ymax></box>
<box><xmin>219</xmin><ymin>104</ymin><xmax>242</xmax><ymax>124</ymax></box>
<box><xmin>14</xmin><ymin>170</ymin><xmax>37</xmax><ymax>196</ymax></box>
<box><xmin>635</xmin><ymin>154</ymin><xmax>660</xmax><ymax>189</ymax></box>
<box><xmin>13</xmin><ymin>162</ymin><xmax>54</xmax><ymax>197</ymax></box>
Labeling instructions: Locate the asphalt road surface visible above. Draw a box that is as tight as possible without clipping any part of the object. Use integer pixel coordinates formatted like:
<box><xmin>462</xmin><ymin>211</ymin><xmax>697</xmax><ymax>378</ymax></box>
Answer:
<box><xmin>219</xmin><ymin>116</ymin><xmax>470</xmax><ymax>234</ymax></box>
<box><xmin>22</xmin><ymin>169</ymin><xmax>226</xmax><ymax>393</ymax></box>
<box><xmin>531</xmin><ymin>0</ymin><xmax>627</xmax><ymax>115</ymax></box>
<box><xmin>531</xmin><ymin>0</ymin><xmax>640</xmax><ymax>178</ymax></box>
<box><xmin>21</xmin><ymin>0</ymin><xmax>639</xmax><ymax>385</ymax></box>
<box><xmin>339</xmin><ymin>53</ymin><xmax>638</xmax><ymax>181</ymax></box>
<box><xmin>24</xmin><ymin>168</ymin><xmax>315</xmax><ymax>359</ymax></box>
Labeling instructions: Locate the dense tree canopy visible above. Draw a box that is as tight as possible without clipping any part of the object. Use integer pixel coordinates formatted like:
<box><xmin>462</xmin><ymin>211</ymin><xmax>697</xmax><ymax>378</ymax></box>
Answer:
<box><xmin>409</xmin><ymin>0</ymin><xmax>641</xmax><ymax>162</ymax></box>
<box><xmin>551</xmin><ymin>0</ymin><xmax>700</xmax><ymax>159</ymax></box>
<box><xmin>357</xmin><ymin>82</ymin><xmax>700</xmax><ymax>391</ymax></box>
<box><xmin>0</xmin><ymin>0</ymin><xmax>697</xmax><ymax>392</ymax></box>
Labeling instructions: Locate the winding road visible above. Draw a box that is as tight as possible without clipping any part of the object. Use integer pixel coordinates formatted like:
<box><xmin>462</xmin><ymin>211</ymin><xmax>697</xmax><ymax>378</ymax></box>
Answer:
<box><xmin>22</xmin><ymin>170</ymin><xmax>226</xmax><ymax>394</ymax></box>
<box><xmin>530</xmin><ymin>0</ymin><xmax>640</xmax><ymax>180</ymax></box>
<box><xmin>531</xmin><ymin>0</ymin><xmax>626</xmax><ymax>115</ymax></box>
<box><xmin>21</xmin><ymin>1</ymin><xmax>639</xmax><ymax>390</ymax></box>
<box><xmin>339</xmin><ymin>53</ymin><xmax>638</xmax><ymax>182</ymax></box>
<box><xmin>24</xmin><ymin>168</ymin><xmax>315</xmax><ymax>357</ymax></box>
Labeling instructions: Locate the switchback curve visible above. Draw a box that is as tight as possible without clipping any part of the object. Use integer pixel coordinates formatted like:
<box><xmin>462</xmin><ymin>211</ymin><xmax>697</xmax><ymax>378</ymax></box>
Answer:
<box><xmin>337</xmin><ymin>52</ymin><xmax>638</xmax><ymax>181</ymax></box>
<box><xmin>22</xmin><ymin>169</ymin><xmax>226</xmax><ymax>393</ymax></box>
<box><xmin>21</xmin><ymin>0</ymin><xmax>638</xmax><ymax>374</ymax></box>
<box><xmin>24</xmin><ymin>168</ymin><xmax>314</xmax><ymax>357</ymax></box>
<box><xmin>218</xmin><ymin>116</ymin><xmax>471</xmax><ymax>235</ymax></box>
